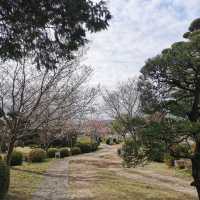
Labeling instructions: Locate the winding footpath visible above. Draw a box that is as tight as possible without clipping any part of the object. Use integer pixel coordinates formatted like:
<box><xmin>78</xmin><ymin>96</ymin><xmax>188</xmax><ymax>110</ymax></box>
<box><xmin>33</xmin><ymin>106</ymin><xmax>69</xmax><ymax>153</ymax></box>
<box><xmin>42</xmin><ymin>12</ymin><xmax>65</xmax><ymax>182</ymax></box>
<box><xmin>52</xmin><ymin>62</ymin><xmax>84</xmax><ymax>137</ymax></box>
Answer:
<box><xmin>32</xmin><ymin>159</ymin><xmax>69</xmax><ymax>200</ymax></box>
<box><xmin>31</xmin><ymin>145</ymin><xmax>112</xmax><ymax>200</ymax></box>
<box><xmin>31</xmin><ymin>144</ymin><xmax>197</xmax><ymax>200</ymax></box>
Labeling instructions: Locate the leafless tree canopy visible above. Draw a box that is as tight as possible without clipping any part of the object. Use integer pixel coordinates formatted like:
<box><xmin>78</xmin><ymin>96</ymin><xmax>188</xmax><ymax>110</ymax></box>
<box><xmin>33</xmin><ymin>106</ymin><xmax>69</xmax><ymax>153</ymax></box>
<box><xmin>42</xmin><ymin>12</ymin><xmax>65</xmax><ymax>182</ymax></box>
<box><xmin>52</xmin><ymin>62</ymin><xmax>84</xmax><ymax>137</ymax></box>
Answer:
<box><xmin>101</xmin><ymin>78</ymin><xmax>140</xmax><ymax>139</ymax></box>
<box><xmin>102</xmin><ymin>78</ymin><xmax>140</xmax><ymax>119</ymax></box>
<box><xmin>0</xmin><ymin>57</ymin><xmax>97</xmax><ymax>164</ymax></box>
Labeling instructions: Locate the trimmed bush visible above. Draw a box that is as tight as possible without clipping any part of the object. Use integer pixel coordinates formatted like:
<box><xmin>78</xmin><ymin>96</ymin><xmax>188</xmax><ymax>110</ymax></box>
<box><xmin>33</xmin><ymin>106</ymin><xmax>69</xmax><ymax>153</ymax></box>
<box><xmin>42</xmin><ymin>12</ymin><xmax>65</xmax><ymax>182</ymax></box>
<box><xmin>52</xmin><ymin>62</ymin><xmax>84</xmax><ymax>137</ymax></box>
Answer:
<box><xmin>76</xmin><ymin>142</ymin><xmax>92</xmax><ymax>153</ymax></box>
<box><xmin>91</xmin><ymin>142</ymin><xmax>98</xmax><ymax>152</ymax></box>
<box><xmin>71</xmin><ymin>147</ymin><xmax>81</xmax><ymax>155</ymax></box>
<box><xmin>164</xmin><ymin>154</ymin><xmax>175</xmax><ymax>167</ymax></box>
<box><xmin>47</xmin><ymin>148</ymin><xmax>58</xmax><ymax>158</ymax></box>
<box><xmin>0</xmin><ymin>160</ymin><xmax>10</xmax><ymax>200</ymax></box>
<box><xmin>28</xmin><ymin>148</ymin><xmax>46</xmax><ymax>163</ymax></box>
<box><xmin>10</xmin><ymin>151</ymin><xmax>23</xmax><ymax>166</ymax></box>
<box><xmin>60</xmin><ymin>148</ymin><xmax>70</xmax><ymax>158</ymax></box>
<box><xmin>76</xmin><ymin>141</ymin><xmax>99</xmax><ymax>154</ymax></box>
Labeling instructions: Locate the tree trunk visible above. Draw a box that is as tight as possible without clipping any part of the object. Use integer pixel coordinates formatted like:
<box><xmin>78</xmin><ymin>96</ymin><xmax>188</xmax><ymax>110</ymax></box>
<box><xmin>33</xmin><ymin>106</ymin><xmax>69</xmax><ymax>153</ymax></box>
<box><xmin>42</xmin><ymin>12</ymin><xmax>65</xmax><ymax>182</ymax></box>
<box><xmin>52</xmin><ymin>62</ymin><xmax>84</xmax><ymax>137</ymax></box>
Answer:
<box><xmin>6</xmin><ymin>139</ymin><xmax>15</xmax><ymax>166</ymax></box>
<box><xmin>191</xmin><ymin>151</ymin><xmax>200</xmax><ymax>199</ymax></box>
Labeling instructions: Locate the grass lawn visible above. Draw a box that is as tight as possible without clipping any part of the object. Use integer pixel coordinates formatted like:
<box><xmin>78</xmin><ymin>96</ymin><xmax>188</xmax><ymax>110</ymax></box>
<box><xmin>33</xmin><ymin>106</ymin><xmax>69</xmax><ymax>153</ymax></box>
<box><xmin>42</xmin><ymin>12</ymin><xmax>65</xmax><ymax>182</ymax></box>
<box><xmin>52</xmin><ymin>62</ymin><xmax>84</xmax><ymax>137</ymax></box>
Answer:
<box><xmin>7</xmin><ymin>159</ymin><xmax>55</xmax><ymax>200</ymax></box>
<box><xmin>68</xmin><ymin>158</ymin><xmax>197</xmax><ymax>200</ymax></box>
<box><xmin>91</xmin><ymin>170</ymin><xmax>194</xmax><ymax>200</ymax></box>
<box><xmin>136</xmin><ymin>162</ymin><xmax>192</xmax><ymax>181</ymax></box>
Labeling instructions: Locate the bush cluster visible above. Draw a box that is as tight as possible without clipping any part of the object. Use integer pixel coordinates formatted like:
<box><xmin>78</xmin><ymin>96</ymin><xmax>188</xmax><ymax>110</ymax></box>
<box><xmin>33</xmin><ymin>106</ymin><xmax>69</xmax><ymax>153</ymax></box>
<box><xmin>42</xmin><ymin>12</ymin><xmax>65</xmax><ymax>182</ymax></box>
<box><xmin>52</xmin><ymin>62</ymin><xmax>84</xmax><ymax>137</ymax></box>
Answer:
<box><xmin>10</xmin><ymin>151</ymin><xmax>23</xmax><ymax>166</ymax></box>
<box><xmin>28</xmin><ymin>148</ymin><xmax>46</xmax><ymax>163</ymax></box>
<box><xmin>47</xmin><ymin>148</ymin><xmax>58</xmax><ymax>158</ymax></box>
<box><xmin>0</xmin><ymin>160</ymin><xmax>10</xmax><ymax>200</ymax></box>
<box><xmin>71</xmin><ymin>147</ymin><xmax>81</xmax><ymax>155</ymax></box>
<box><xmin>60</xmin><ymin>148</ymin><xmax>70</xmax><ymax>158</ymax></box>
<box><xmin>76</xmin><ymin>141</ymin><xmax>99</xmax><ymax>153</ymax></box>
<box><xmin>172</xmin><ymin>144</ymin><xmax>191</xmax><ymax>158</ymax></box>
<box><xmin>149</xmin><ymin>143</ymin><xmax>165</xmax><ymax>162</ymax></box>
<box><xmin>121</xmin><ymin>140</ymin><xmax>147</xmax><ymax>167</ymax></box>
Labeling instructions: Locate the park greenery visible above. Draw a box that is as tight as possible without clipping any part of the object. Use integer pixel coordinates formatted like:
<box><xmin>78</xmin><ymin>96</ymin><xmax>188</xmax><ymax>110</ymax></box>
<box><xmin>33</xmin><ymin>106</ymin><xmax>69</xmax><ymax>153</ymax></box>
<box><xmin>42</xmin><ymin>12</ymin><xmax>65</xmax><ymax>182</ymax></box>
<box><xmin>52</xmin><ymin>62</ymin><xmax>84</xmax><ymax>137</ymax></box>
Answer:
<box><xmin>103</xmin><ymin>18</ymin><xmax>200</xmax><ymax>199</ymax></box>
<box><xmin>0</xmin><ymin>1</ymin><xmax>111</xmax><ymax>199</ymax></box>
<box><xmin>0</xmin><ymin>0</ymin><xmax>111</xmax><ymax>70</ymax></box>
<box><xmin>0</xmin><ymin>1</ymin><xmax>200</xmax><ymax>200</ymax></box>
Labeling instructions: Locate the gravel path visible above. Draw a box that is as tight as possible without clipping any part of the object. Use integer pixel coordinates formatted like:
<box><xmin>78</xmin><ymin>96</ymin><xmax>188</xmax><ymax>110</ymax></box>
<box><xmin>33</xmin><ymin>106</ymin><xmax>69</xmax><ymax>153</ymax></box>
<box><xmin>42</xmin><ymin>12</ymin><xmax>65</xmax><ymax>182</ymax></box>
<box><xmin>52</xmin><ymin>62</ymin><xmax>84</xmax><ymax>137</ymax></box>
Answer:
<box><xmin>32</xmin><ymin>159</ymin><xmax>69</xmax><ymax>200</ymax></box>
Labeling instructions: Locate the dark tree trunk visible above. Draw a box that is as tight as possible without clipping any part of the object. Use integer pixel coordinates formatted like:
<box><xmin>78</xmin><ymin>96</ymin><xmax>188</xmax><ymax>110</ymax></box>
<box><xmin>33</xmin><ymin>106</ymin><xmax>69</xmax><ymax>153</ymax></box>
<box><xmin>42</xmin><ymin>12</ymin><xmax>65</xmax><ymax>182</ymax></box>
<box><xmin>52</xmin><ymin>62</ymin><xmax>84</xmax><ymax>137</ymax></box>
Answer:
<box><xmin>6</xmin><ymin>139</ymin><xmax>15</xmax><ymax>166</ymax></box>
<box><xmin>191</xmin><ymin>144</ymin><xmax>200</xmax><ymax>200</ymax></box>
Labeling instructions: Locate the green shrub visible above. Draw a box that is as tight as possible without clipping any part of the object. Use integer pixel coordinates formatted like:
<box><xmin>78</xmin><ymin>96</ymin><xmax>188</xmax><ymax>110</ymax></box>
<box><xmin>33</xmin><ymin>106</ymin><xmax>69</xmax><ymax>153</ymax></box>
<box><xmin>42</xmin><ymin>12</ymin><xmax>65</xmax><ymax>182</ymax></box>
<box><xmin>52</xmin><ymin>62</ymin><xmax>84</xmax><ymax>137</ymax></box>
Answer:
<box><xmin>0</xmin><ymin>160</ymin><xmax>10</xmax><ymax>200</ymax></box>
<box><xmin>76</xmin><ymin>140</ymin><xmax>99</xmax><ymax>153</ymax></box>
<box><xmin>164</xmin><ymin>154</ymin><xmax>175</xmax><ymax>167</ymax></box>
<box><xmin>28</xmin><ymin>148</ymin><xmax>46</xmax><ymax>163</ymax></box>
<box><xmin>76</xmin><ymin>142</ymin><xmax>92</xmax><ymax>153</ymax></box>
<box><xmin>121</xmin><ymin>140</ymin><xmax>146</xmax><ymax>168</ymax></box>
<box><xmin>90</xmin><ymin>142</ymin><xmax>98</xmax><ymax>152</ymax></box>
<box><xmin>71</xmin><ymin>147</ymin><xmax>81</xmax><ymax>155</ymax></box>
<box><xmin>60</xmin><ymin>148</ymin><xmax>70</xmax><ymax>158</ymax></box>
<box><xmin>47</xmin><ymin>148</ymin><xmax>58</xmax><ymax>158</ymax></box>
<box><xmin>172</xmin><ymin>144</ymin><xmax>191</xmax><ymax>158</ymax></box>
<box><xmin>149</xmin><ymin>143</ymin><xmax>165</xmax><ymax>162</ymax></box>
<box><xmin>10</xmin><ymin>151</ymin><xmax>23</xmax><ymax>166</ymax></box>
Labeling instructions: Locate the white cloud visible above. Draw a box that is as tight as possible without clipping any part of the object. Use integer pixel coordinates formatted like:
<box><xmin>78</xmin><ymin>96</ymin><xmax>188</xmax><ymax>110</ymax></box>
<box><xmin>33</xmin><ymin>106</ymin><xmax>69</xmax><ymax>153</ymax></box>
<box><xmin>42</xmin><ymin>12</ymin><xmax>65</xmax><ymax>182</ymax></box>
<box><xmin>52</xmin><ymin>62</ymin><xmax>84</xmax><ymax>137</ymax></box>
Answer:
<box><xmin>83</xmin><ymin>0</ymin><xmax>200</xmax><ymax>88</ymax></box>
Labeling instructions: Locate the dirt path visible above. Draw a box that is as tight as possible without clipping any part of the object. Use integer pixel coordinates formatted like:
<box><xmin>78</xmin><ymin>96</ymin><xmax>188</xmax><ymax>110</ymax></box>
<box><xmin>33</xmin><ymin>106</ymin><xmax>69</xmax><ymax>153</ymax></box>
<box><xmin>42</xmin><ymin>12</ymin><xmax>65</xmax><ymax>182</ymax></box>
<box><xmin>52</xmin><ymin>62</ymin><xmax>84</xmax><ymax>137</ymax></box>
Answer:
<box><xmin>31</xmin><ymin>144</ymin><xmax>197</xmax><ymax>200</ymax></box>
<box><xmin>31</xmin><ymin>145</ymin><xmax>114</xmax><ymax>200</ymax></box>
<box><xmin>32</xmin><ymin>159</ymin><xmax>69</xmax><ymax>200</ymax></box>
<box><xmin>69</xmin><ymin>144</ymin><xmax>197</xmax><ymax>198</ymax></box>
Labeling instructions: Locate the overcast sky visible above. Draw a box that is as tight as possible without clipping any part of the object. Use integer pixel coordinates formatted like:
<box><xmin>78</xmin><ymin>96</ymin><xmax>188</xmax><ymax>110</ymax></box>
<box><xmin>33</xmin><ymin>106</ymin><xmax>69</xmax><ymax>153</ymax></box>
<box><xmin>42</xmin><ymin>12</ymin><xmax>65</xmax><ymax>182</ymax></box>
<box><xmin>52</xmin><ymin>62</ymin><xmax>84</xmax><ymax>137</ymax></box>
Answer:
<box><xmin>83</xmin><ymin>0</ymin><xmax>200</xmax><ymax>88</ymax></box>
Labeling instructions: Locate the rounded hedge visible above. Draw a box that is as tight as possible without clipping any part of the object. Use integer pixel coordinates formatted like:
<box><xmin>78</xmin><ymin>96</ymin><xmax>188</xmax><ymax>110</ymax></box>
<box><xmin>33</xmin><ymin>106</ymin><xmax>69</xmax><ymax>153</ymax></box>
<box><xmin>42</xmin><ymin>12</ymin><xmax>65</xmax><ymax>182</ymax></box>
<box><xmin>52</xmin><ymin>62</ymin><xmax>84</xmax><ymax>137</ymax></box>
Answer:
<box><xmin>71</xmin><ymin>147</ymin><xmax>81</xmax><ymax>155</ymax></box>
<box><xmin>10</xmin><ymin>151</ymin><xmax>23</xmax><ymax>166</ymax></box>
<box><xmin>28</xmin><ymin>148</ymin><xmax>46</xmax><ymax>163</ymax></box>
<box><xmin>76</xmin><ymin>143</ymin><xmax>92</xmax><ymax>153</ymax></box>
<box><xmin>90</xmin><ymin>142</ymin><xmax>98</xmax><ymax>152</ymax></box>
<box><xmin>59</xmin><ymin>148</ymin><xmax>70</xmax><ymax>158</ymax></box>
<box><xmin>76</xmin><ymin>141</ymin><xmax>99</xmax><ymax>153</ymax></box>
<box><xmin>47</xmin><ymin>148</ymin><xmax>58</xmax><ymax>158</ymax></box>
<box><xmin>0</xmin><ymin>160</ymin><xmax>10</xmax><ymax>200</ymax></box>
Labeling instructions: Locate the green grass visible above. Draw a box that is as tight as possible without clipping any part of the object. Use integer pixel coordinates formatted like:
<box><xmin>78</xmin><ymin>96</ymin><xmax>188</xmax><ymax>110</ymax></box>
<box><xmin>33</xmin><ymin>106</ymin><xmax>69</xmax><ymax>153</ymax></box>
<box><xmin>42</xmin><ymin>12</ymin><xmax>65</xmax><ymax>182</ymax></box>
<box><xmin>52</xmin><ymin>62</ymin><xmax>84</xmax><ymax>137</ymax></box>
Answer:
<box><xmin>142</xmin><ymin>162</ymin><xmax>192</xmax><ymax>181</ymax></box>
<box><xmin>92</xmin><ymin>170</ymin><xmax>195</xmax><ymax>200</ymax></box>
<box><xmin>68</xmin><ymin>159</ymin><xmax>196</xmax><ymax>200</ymax></box>
<box><xmin>7</xmin><ymin>159</ymin><xmax>55</xmax><ymax>200</ymax></box>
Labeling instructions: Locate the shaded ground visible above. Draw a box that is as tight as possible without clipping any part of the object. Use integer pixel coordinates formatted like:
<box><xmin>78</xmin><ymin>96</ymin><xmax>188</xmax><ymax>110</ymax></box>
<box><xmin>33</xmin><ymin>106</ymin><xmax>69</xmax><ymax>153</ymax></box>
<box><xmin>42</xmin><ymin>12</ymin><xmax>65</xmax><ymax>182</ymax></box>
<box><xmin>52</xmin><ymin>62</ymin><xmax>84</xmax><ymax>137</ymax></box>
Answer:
<box><xmin>68</xmin><ymin>144</ymin><xmax>198</xmax><ymax>200</ymax></box>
